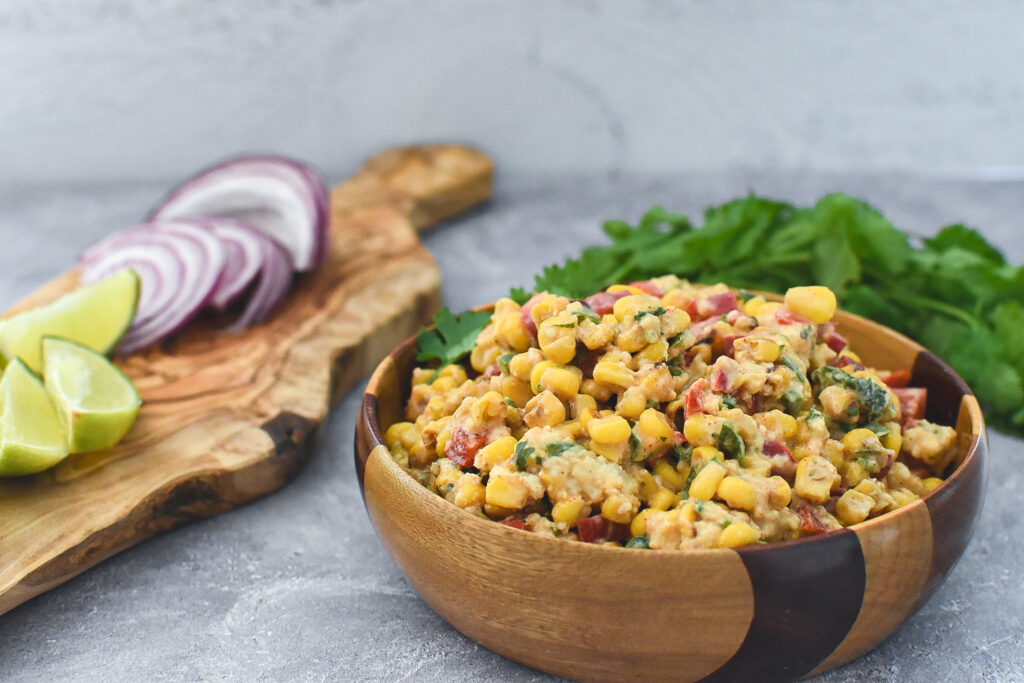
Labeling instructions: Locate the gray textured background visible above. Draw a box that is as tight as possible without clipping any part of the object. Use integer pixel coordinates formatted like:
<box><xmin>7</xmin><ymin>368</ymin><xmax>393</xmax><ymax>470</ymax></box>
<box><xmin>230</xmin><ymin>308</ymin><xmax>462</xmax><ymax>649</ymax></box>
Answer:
<box><xmin>2</xmin><ymin>1</ymin><xmax>1024</xmax><ymax>681</ymax></box>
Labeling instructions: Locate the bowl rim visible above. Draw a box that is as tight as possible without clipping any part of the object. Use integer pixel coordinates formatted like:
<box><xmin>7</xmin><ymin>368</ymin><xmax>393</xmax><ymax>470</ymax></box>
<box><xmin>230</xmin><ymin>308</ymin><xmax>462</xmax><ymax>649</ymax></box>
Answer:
<box><xmin>361</xmin><ymin>298</ymin><xmax>986</xmax><ymax>556</ymax></box>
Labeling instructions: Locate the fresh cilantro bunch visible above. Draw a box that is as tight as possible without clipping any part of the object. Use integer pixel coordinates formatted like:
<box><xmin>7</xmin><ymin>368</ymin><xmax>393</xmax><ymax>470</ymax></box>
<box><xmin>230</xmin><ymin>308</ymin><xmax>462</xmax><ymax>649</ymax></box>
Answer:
<box><xmin>532</xmin><ymin>194</ymin><xmax>1024</xmax><ymax>435</ymax></box>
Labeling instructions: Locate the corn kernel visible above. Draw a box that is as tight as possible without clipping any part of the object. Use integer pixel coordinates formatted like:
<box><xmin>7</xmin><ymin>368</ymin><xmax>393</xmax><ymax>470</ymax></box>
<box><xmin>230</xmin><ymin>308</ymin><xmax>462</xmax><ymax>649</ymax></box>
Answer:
<box><xmin>501</xmin><ymin>377</ymin><xmax>533</xmax><ymax>407</ymax></box>
<box><xmin>835</xmin><ymin>489</ymin><xmax>874</xmax><ymax>525</ymax></box>
<box><xmin>435</xmin><ymin>424</ymin><xmax>453</xmax><ymax>458</ymax></box>
<box><xmin>784</xmin><ymin>286</ymin><xmax>837</xmax><ymax>324</ymax></box>
<box><xmin>437</xmin><ymin>364</ymin><xmax>468</xmax><ymax>384</ymax></box>
<box><xmin>588</xmin><ymin>414</ymin><xmax>632</xmax><ymax>444</ymax></box>
<box><xmin>769</xmin><ymin>476</ymin><xmax>792</xmax><ymax>507</ymax></box>
<box><xmin>601</xmin><ymin>493</ymin><xmax>638</xmax><ymax>524</ymax></box>
<box><xmin>499</xmin><ymin>315</ymin><xmax>532</xmax><ymax>351</ymax></box>
<box><xmin>717</xmin><ymin>476</ymin><xmax>758</xmax><ymax>511</ymax></box>
<box><xmin>552</xmin><ymin>499</ymin><xmax>586</xmax><ymax>526</ymax></box>
<box><xmin>523</xmin><ymin>390</ymin><xmax>566</xmax><ymax>428</ymax></box>
<box><xmin>540</xmin><ymin>366</ymin><xmax>582</xmax><ymax>400</ymax></box>
<box><xmin>607</xmin><ymin>284</ymin><xmax>648</xmax><ymax>296</ymax></box>
<box><xmin>452</xmin><ymin>476</ymin><xmax>486</xmax><ymax>509</ymax></box>
<box><xmin>541</xmin><ymin>335</ymin><xmax>577</xmax><ymax>365</ymax></box>
<box><xmin>660</xmin><ymin>309</ymin><xmax>691</xmax><ymax>337</ymax></box>
<box><xmin>476</xmin><ymin>435</ymin><xmax>517</xmax><ymax>471</ymax></box>
<box><xmin>434</xmin><ymin>466</ymin><xmax>461</xmax><ymax>493</ymax></box>
<box><xmin>758</xmin><ymin>410</ymin><xmax>798</xmax><ymax>440</ymax></box>
<box><xmin>649</xmin><ymin>487</ymin><xmax>677</xmax><ymax>511</ymax></box>
<box><xmin>882</xmin><ymin>427</ymin><xmax>903</xmax><ymax>454</ymax></box>
<box><xmin>890</xmin><ymin>489</ymin><xmax>920</xmax><ymax>508</ymax></box>
<box><xmin>529</xmin><ymin>294</ymin><xmax>559</xmax><ymax>325</ymax></box>
<box><xmin>385</xmin><ymin>421</ymin><xmax>415</xmax><ymax>450</ymax></box>
<box><xmin>470</xmin><ymin>344</ymin><xmax>502</xmax><ymax>373</ymax></box>
<box><xmin>590</xmin><ymin>440</ymin><xmax>625</xmax><ymax>463</ymax></box>
<box><xmin>758</xmin><ymin>301</ymin><xmax>784</xmax><ymax>317</ymax></box>
<box><xmin>485</xmin><ymin>476</ymin><xmax>528</xmax><ymax>509</ymax></box>
<box><xmin>509</xmin><ymin>352</ymin><xmax>537</xmax><ymax>381</ymax></box>
<box><xmin>922</xmin><ymin>477</ymin><xmax>943</xmax><ymax>493</ymax></box>
<box><xmin>630</xmin><ymin>508</ymin><xmax>654</xmax><ymax>537</ymax></box>
<box><xmin>653</xmin><ymin>459</ymin><xmax>686</xmax><ymax>492</ymax></box>
<box><xmin>689</xmin><ymin>461</ymin><xmax>727</xmax><ymax>500</ymax></box>
<box><xmin>635</xmin><ymin>470</ymin><xmax>660</xmax><ymax>503</ymax></box>
<box><xmin>432</xmin><ymin>376</ymin><xmax>457</xmax><ymax>394</ymax></box>
<box><xmin>794</xmin><ymin>455</ymin><xmax>839</xmax><ymax>504</ymax></box>
<box><xmin>638</xmin><ymin>340</ymin><xmax>669</xmax><ymax>363</ymax></box>
<box><xmin>578</xmin><ymin>406</ymin><xmax>598</xmax><ymax>432</ymax></box>
<box><xmin>692</xmin><ymin>445</ymin><xmax>724</xmax><ymax>465</ymax></box>
<box><xmin>750</xmin><ymin>339</ymin><xmax>781</xmax><ymax>363</ymax></box>
<box><xmin>718</xmin><ymin>521</ymin><xmax>760</xmax><ymax>548</ymax></box>
<box><xmin>638</xmin><ymin>408</ymin><xmax>675</xmax><ymax>441</ymax></box>
<box><xmin>572</xmin><ymin>393</ymin><xmax>598</xmax><ymax>418</ymax></box>
<box><xmin>616</xmin><ymin>387</ymin><xmax>648</xmax><ymax>419</ymax></box>
<box><xmin>680</xmin><ymin>501</ymin><xmax>698</xmax><ymax>524</ymax></box>
<box><xmin>613</xmin><ymin>294</ymin><xmax>658</xmax><ymax>322</ymax></box>
<box><xmin>530</xmin><ymin>360</ymin><xmax>556</xmax><ymax>394</ymax></box>
<box><xmin>743</xmin><ymin>295</ymin><xmax>767</xmax><ymax>316</ymax></box>
<box><xmin>842</xmin><ymin>428</ymin><xmax>878</xmax><ymax>455</ymax></box>
<box><xmin>839</xmin><ymin>348</ymin><xmax>862</xmax><ymax>363</ymax></box>
<box><xmin>593</xmin><ymin>361</ymin><xmax>634</xmax><ymax>389</ymax></box>
<box><xmin>683</xmin><ymin>414</ymin><xmax>720</xmax><ymax>447</ymax></box>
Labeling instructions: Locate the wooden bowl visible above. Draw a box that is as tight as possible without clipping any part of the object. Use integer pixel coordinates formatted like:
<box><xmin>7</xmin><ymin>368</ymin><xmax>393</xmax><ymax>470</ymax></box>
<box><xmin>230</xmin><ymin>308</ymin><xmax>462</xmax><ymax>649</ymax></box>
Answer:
<box><xmin>354</xmin><ymin>305</ymin><xmax>986</xmax><ymax>682</ymax></box>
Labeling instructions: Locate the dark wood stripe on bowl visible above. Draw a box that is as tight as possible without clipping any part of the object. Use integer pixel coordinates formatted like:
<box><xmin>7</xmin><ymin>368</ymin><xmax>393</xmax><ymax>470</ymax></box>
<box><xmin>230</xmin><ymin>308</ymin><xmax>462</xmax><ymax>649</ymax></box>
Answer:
<box><xmin>354</xmin><ymin>393</ymin><xmax>381</xmax><ymax>495</ymax></box>
<box><xmin>706</xmin><ymin>530</ymin><xmax>865</xmax><ymax>682</ymax></box>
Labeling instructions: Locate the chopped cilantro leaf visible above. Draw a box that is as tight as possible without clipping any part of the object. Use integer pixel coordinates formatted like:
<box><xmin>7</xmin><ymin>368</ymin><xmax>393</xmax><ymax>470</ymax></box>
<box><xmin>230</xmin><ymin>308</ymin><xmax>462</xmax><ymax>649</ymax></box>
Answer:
<box><xmin>514</xmin><ymin>442</ymin><xmax>535</xmax><ymax>471</ymax></box>
<box><xmin>416</xmin><ymin>307</ymin><xmax>493</xmax><ymax>367</ymax></box>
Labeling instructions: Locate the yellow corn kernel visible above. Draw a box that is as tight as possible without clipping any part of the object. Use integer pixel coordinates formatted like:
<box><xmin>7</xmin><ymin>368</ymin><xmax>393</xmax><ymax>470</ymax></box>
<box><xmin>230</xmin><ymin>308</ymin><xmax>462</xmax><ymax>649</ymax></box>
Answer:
<box><xmin>588</xmin><ymin>414</ymin><xmax>632</xmax><ymax>444</ymax></box>
<box><xmin>607</xmin><ymin>284</ymin><xmax>648</xmax><ymax>296</ymax></box>
<box><xmin>749</xmin><ymin>339</ymin><xmax>781</xmax><ymax>363</ymax></box>
<box><xmin>660</xmin><ymin>308</ymin><xmax>691</xmax><ymax>337</ymax></box>
<box><xmin>501</xmin><ymin>377</ymin><xmax>533</xmax><ymax>408</ymax></box>
<box><xmin>499</xmin><ymin>315</ymin><xmax>532</xmax><ymax>352</ymax></box>
<box><xmin>743</xmin><ymin>295</ymin><xmax>767</xmax><ymax>316</ymax></box>
<box><xmin>683</xmin><ymin>414</ymin><xmax>718</xmax><ymax>447</ymax></box>
<box><xmin>758</xmin><ymin>410</ymin><xmax>798</xmax><ymax>440</ymax></box>
<box><xmin>922</xmin><ymin>477</ymin><xmax>943</xmax><ymax>493</ymax></box>
<box><xmin>509</xmin><ymin>352</ymin><xmax>537</xmax><ymax>381</ymax></box>
<box><xmin>485</xmin><ymin>476</ymin><xmax>528</xmax><ymax>509</ymax></box>
<box><xmin>452</xmin><ymin>476</ymin><xmax>486</xmax><ymax>509</ymax></box>
<box><xmin>613</xmin><ymin>294</ymin><xmax>657</xmax><ymax>322</ymax></box>
<box><xmin>471</xmin><ymin>344</ymin><xmax>503</xmax><ymax>373</ymax></box>
<box><xmin>843</xmin><ymin>428</ymin><xmax>879</xmax><ymax>455</ymax></box>
<box><xmin>540</xmin><ymin>365</ymin><xmax>582</xmax><ymax>400</ymax></box>
<box><xmin>649</xmin><ymin>487</ymin><xmax>677</xmax><ymax>511</ymax></box>
<box><xmin>794</xmin><ymin>455</ymin><xmax>839</xmax><ymax>504</ymax></box>
<box><xmin>630</xmin><ymin>508</ymin><xmax>655</xmax><ymax>537</ymax></box>
<box><xmin>477</xmin><ymin>436</ymin><xmax>517</xmax><ymax>471</ymax></box>
<box><xmin>882</xmin><ymin>427</ymin><xmax>903</xmax><ymax>455</ymax></box>
<box><xmin>616</xmin><ymin>387</ymin><xmax>648</xmax><ymax>419</ymax></box>
<box><xmin>431</xmin><ymin>376</ymin><xmax>457</xmax><ymax>394</ymax></box>
<box><xmin>434</xmin><ymin>466</ymin><xmax>462</xmax><ymax>493</ymax></box>
<box><xmin>578</xmin><ymin>406</ymin><xmax>598</xmax><ymax>433</ymax></box>
<box><xmin>841</xmin><ymin>459</ymin><xmax>870</xmax><ymax>489</ymax></box>
<box><xmin>661</xmin><ymin>289</ymin><xmax>691</xmax><ymax>309</ymax></box>
<box><xmin>569</xmin><ymin>393</ymin><xmax>596</xmax><ymax>420</ymax></box>
<box><xmin>854</xmin><ymin>478</ymin><xmax>882</xmax><ymax>497</ymax></box>
<box><xmin>529</xmin><ymin>294</ymin><xmax>559</xmax><ymax>325</ymax></box>
<box><xmin>839</xmin><ymin>348</ymin><xmax>862</xmax><ymax>363</ymax></box>
<box><xmin>541</xmin><ymin>335</ymin><xmax>577</xmax><ymax>365</ymax></box>
<box><xmin>653</xmin><ymin>459</ymin><xmax>686</xmax><ymax>492</ymax></box>
<box><xmin>437</xmin><ymin>364</ymin><xmax>468</xmax><ymax>384</ymax></box>
<box><xmin>638</xmin><ymin>340</ymin><xmax>669</xmax><ymax>364</ymax></box>
<box><xmin>593</xmin><ymin>361</ymin><xmax>634</xmax><ymax>389</ymax></box>
<box><xmin>408</xmin><ymin>441</ymin><xmax>434</xmax><ymax>469</ymax></box>
<box><xmin>385</xmin><ymin>421</ymin><xmax>415</xmax><ymax>450</ymax></box>
<box><xmin>890</xmin><ymin>489</ymin><xmax>920</xmax><ymax>508</ymax></box>
<box><xmin>590</xmin><ymin>440</ymin><xmax>625</xmax><ymax>463</ymax></box>
<box><xmin>759</xmin><ymin>301</ymin><xmax>784</xmax><ymax>317</ymax></box>
<box><xmin>784</xmin><ymin>285</ymin><xmax>837</xmax><ymax>324</ymax></box>
<box><xmin>717</xmin><ymin>476</ymin><xmax>757</xmax><ymax>511</ymax></box>
<box><xmin>552</xmin><ymin>499</ymin><xmax>586</xmax><ymax>526</ymax></box>
<box><xmin>638</xmin><ymin>408</ymin><xmax>675</xmax><ymax>441</ymax></box>
<box><xmin>835</xmin><ymin>489</ymin><xmax>874</xmax><ymax>526</ymax></box>
<box><xmin>689</xmin><ymin>461</ymin><xmax>728</xmax><ymax>500</ymax></box>
<box><xmin>770</xmin><ymin>476</ymin><xmax>792</xmax><ymax>508</ymax></box>
<box><xmin>718</xmin><ymin>521</ymin><xmax>760</xmax><ymax>548</ymax></box>
<box><xmin>680</xmin><ymin>501</ymin><xmax>698</xmax><ymax>524</ymax></box>
<box><xmin>692</xmin><ymin>445</ymin><xmax>724</xmax><ymax>465</ymax></box>
<box><xmin>523</xmin><ymin>390</ymin><xmax>566</xmax><ymax>428</ymax></box>
<box><xmin>635</xmin><ymin>470</ymin><xmax>660</xmax><ymax>503</ymax></box>
<box><xmin>601</xmin><ymin>493</ymin><xmax>638</xmax><ymax>524</ymax></box>
<box><xmin>435</xmin><ymin>429</ymin><xmax>453</xmax><ymax>458</ymax></box>
<box><xmin>530</xmin><ymin>360</ymin><xmax>556</xmax><ymax>394</ymax></box>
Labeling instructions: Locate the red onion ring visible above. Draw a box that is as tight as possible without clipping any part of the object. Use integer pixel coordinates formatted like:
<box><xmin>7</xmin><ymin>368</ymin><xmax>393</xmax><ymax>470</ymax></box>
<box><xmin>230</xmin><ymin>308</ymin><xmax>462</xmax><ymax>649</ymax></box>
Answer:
<box><xmin>150</xmin><ymin>156</ymin><xmax>329</xmax><ymax>272</ymax></box>
<box><xmin>204</xmin><ymin>219</ymin><xmax>265</xmax><ymax>310</ymax></box>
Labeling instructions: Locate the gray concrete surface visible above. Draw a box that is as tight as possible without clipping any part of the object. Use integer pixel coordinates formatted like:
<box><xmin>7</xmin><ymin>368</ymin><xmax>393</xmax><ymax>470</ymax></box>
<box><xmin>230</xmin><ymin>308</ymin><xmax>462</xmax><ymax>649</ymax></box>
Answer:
<box><xmin>4</xmin><ymin>0</ymin><xmax>1024</xmax><ymax>187</ymax></box>
<box><xmin>0</xmin><ymin>172</ymin><xmax>1022</xmax><ymax>681</ymax></box>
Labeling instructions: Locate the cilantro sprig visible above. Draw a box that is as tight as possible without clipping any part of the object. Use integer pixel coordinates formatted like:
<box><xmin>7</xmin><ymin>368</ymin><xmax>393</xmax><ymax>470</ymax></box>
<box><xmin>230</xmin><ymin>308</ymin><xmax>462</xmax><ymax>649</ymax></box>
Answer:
<box><xmin>415</xmin><ymin>307</ymin><xmax>493</xmax><ymax>368</ymax></box>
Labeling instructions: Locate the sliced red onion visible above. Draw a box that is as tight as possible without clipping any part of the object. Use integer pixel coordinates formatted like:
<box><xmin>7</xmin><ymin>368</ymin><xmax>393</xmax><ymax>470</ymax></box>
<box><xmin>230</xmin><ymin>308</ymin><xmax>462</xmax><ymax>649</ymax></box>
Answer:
<box><xmin>150</xmin><ymin>155</ymin><xmax>330</xmax><ymax>271</ymax></box>
<box><xmin>81</xmin><ymin>220</ymin><xmax>226</xmax><ymax>354</ymax></box>
<box><xmin>203</xmin><ymin>219</ymin><xmax>265</xmax><ymax>310</ymax></box>
<box><xmin>225</xmin><ymin>236</ymin><xmax>294</xmax><ymax>333</ymax></box>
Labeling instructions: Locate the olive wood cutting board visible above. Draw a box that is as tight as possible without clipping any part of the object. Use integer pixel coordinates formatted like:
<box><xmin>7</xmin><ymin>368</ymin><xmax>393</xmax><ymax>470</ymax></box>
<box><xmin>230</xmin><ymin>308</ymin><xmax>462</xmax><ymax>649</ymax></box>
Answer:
<box><xmin>0</xmin><ymin>144</ymin><xmax>494</xmax><ymax>616</ymax></box>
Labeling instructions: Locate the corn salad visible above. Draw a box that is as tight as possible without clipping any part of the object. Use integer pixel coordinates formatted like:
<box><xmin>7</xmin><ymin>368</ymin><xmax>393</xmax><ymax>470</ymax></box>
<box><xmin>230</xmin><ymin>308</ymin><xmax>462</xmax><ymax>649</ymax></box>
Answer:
<box><xmin>388</xmin><ymin>277</ymin><xmax>957</xmax><ymax>549</ymax></box>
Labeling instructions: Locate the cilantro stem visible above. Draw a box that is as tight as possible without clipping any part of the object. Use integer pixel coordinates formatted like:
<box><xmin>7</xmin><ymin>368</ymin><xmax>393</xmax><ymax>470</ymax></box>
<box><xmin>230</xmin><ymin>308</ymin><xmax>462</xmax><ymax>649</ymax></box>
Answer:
<box><xmin>901</xmin><ymin>294</ymin><xmax>981</xmax><ymax>329</ymax></box>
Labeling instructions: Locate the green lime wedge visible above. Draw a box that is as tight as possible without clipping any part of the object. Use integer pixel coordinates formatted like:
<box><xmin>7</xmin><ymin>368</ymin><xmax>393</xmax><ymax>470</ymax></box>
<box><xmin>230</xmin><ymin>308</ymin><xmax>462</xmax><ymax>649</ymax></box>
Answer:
<box><xmin>42</xmin><ymin>337</ymin><xmax>142</xmax><ymax>454</ymax></box>
<box><xmin>0</xmin><ymin>269</ymin><xmax>139</xmax><ymax>374</ymax></box>
<box><xmin>0</xmin><ymin>359</ymin><xmax>70</xmax><ymax>476</ymax></box>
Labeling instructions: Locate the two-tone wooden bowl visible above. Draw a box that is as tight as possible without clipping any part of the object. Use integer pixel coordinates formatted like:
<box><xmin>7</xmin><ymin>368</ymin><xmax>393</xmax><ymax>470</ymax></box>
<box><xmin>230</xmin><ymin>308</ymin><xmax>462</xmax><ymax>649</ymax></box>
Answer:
<box><xmin>354</xmin><ymin>304</ymin><xmax>986</xmax><ymax>682</ymax></box>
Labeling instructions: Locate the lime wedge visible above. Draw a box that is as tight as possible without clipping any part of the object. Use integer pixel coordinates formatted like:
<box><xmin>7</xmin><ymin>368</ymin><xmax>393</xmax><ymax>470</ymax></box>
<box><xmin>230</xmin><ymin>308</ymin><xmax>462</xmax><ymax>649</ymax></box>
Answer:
<box><xmin>0</xmin><ymin>269</ymin><xmax>139</xmax><ymax>373</ymax></box>
<box><xmin>0</xmin><ymin>359</ymin><xmax>70</xmax><ymax>476</ymax></box>
<box><xmin>42</xmin><ymin>337</ymin><xmax>142</xmax><ymax>454</ymax></box>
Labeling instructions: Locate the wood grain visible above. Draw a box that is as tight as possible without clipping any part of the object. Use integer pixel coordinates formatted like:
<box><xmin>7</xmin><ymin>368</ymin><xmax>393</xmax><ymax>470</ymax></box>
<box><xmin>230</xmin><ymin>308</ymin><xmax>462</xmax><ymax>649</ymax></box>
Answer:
<box><xmin>358</xmin><ymin>300</ymin><xmax>987</xmax><ymax>682</ymax></box>
<box><xmin>0</xmin><ymin>144</ymin><xmax>494</xmax><ymax>617</ymax></box>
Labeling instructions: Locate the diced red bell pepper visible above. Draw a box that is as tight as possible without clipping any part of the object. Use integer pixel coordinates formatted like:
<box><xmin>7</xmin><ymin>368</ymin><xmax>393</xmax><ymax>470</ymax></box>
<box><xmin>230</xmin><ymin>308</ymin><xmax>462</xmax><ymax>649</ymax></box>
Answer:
<box><xmin>762</xmin><ymin>439</ymin><xmax>792</xmax><ymax>458</ymax></box>
<box><xmin>577</xmin><ymin>514</ymin><xmax>630</xmax><ymax>544</ymax></box>
<box><xmin>776</xmin><ymin>308</ymin><xmax>811</xmax><ymax>325</ymax></box>
<box><xmin>823</xmin><ymin>330</ymin><xmax>848</xmax><ymax>353</ymax></box>
<box><xmin>519</xmin><ymin>293</ymin><xmax>546</xmax><ymax>340</ymax></box>
<box><xmin>695</xmin><ymin>291</ymin><xmax>739</xmax><ymax>320</ymax></box>
<box><xmin>482</xmin><ymin>363</ymin><xmax>501</xmax><ymax>378</ymax></box>
<box><xmin>720</xmin><ymin>333</ymin><xmax>745</xmax><ymax>358</ymax></box>
<box><xmin>500</xmin><ymin>517</ymin><xmax>527</xmax><ymax>530</ymax></box>
<box><xmin>684</xmin><ymin>378</ymin><xmax>707</xmax><ymax>418</ymax></box>
<box><xmin>584</xmin><ymin>290</ymin><xmax>629</xmax><ymax>316</ymax></box>
<box><xmin>445</xmin><ymin>426</ymin><xmax>488</xmax><ymax>468</ymax></box>
<box><xmin>628</xmin><ymin>280</ymin><xmax>664</xmax><ymax>297</ymax></box>
<box><xmin>893</xmin><ymin>387</ymin><xmax>927</xmax><ymax>425</ymax></box>
<box><xmin>881</xmin><ymin>369</ymin><xmax>912</xmax><ymax>388</ymax></box>
<box><xmin>795</xmin><ymin>504</ymin><xmax>830</xmax><ymax>536</ymax></box>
